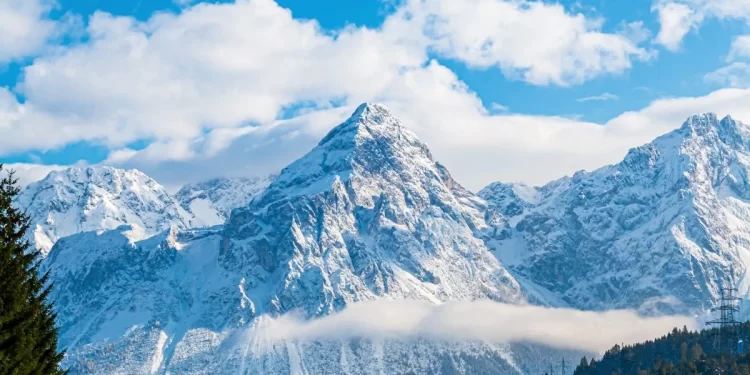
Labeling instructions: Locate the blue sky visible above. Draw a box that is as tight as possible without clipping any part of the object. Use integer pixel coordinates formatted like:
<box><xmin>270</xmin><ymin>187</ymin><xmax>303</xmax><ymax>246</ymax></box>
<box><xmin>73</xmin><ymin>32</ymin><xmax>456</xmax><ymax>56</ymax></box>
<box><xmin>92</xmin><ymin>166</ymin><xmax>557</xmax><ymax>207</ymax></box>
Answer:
<box><xmin>3</xmin><ymin>0</ymin><xmax>750</xmax><ymax>189</ymax></box>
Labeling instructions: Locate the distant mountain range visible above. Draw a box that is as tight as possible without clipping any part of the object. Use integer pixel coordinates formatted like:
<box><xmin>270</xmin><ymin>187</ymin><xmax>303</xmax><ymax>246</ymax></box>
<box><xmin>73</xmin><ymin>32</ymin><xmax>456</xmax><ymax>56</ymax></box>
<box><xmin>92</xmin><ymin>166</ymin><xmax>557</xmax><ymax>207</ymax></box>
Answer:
<box><xmin>483</xmin><ymin>113</ymin><xmax>750</xmax><ymax>314</ymax></box>
<box><xmin>18</xmin><ymin>104</ymin><xmax>750</xmax><ymax>374</ymax></box>
<box><xmin>16</xmin><ymin>166</ymin><xmax>273</xmax><ymax>255</ymax></box>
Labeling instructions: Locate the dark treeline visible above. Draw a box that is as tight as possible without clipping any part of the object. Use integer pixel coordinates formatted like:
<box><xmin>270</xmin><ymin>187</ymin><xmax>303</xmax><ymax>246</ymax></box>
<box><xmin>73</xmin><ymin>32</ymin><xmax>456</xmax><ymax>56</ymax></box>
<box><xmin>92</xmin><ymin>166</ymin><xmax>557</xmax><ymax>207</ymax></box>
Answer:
<box><xmin>575</xmin><ymin>324</ymin><xmax>750</xmax><ymax>374</ymax></box>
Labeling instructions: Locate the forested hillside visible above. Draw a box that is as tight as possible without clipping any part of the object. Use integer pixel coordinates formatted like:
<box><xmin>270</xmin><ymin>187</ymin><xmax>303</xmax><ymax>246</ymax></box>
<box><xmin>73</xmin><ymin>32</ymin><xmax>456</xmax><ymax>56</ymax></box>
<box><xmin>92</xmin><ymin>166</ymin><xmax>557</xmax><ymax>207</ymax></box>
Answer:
<box><xmin>575</xmin><ymin>324</ymin><xmax>750</xmax><ymax>374</ymax></box>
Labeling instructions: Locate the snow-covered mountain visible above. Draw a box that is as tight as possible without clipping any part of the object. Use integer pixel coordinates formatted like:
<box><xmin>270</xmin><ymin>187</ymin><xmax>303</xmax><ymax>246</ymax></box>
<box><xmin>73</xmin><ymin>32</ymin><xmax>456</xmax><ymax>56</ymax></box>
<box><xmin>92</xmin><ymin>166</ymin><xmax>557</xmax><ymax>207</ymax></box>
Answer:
<box><xmin>15</xmin><ymin>166</ymin><xmax>274</xmax><ymax>255</ymax></box>
<box><xmin>43</xmin><ymin>106</ymin><xmax>750</xmax><ymax>374</ymax></box>
<box><xmin>219</xmin><ymin>103</ymin><xmax>524</xmax><ymax>316</ymax></box>
<box><xmin>45</xmin><ymin>103</ymin><xmax>568</xmax><ymax>374</ymax></box>
<box><xmin>15</xmin><ymin>166</ymin><xmax>190</xmax><ymax>255</ymax></box>
<box><xmin>175</xmin><ymin>176</ymin><xmax>274</xmax><ymax>227</ymax></box>
<box><xmin>484</xmin><ymin>113</ymin><xmax>750</xmax><ymax>314</ymax></box>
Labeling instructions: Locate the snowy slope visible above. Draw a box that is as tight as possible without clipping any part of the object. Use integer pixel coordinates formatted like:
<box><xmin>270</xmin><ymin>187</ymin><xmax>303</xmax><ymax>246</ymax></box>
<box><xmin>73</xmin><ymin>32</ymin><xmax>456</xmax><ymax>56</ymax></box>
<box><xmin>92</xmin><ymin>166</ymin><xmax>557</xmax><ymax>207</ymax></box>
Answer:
<box><xmin>45</xmin><ymin>225</ymin><xmax>240</xmax><ymax>374</ymax></box>
<box><xmin>45</xmin><ymin>104</ymin><xmax>563</xmax><ymax>374</ymax></box>
<box><xmin>15</xmin><ymin>166</ymin><xmax>190</xmax><ymax>255</ymax></box>
<box><xmin>485</xmin><ymin>114</ymin><xmax>750</xmax><ymax>313</ymax></box>
<box><xmin>175</xmin><ymin>176</ymin><xmax>274</xmax><ymax>227</ymax></box>
<box><xmin>48</xmin><ymin>225</ymin><xmax>574</xmax><ymax>375</ymax></box>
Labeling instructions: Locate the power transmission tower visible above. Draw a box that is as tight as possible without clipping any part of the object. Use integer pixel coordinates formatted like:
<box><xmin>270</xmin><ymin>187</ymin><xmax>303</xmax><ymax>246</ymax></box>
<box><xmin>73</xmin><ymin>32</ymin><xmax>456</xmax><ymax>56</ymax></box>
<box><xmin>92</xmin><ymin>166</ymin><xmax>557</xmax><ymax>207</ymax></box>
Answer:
<box><xmin>560</xmin><ymin>358</ymin><xmax>568</xmax><ymax>375</ymax></box>
<box><xmin>707</xmin><ymin>281</ymin><xmax>742</xmax><ymax>355</ymax></box>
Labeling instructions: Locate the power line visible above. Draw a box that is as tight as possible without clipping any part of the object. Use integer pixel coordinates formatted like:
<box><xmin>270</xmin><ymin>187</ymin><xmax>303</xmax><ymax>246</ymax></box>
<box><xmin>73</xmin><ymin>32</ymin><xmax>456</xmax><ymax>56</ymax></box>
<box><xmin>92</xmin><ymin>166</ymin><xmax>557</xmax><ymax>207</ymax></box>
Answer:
<box><xmin>707</xmin><ymin>280</ymin><xmax>742</xmax><ymax>355</ymax></box>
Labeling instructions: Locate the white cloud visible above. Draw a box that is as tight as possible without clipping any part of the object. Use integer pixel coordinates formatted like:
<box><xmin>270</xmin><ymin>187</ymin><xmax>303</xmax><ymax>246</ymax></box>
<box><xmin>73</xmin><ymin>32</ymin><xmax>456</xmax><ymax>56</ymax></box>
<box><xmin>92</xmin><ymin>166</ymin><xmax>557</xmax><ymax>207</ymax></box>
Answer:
<box><xmin>728</xmin><ymin>35</ymin><xmax>750</xmax><ymax>62</ymax></box>
<box><xmin>652</xmin><ymin>0</ymin><xmax>750</xmax><ymax>51</ymax></box>
<box><xmin>577</xmin><ymin>92</ymin><xmax>619</xmax><ymax>102</ymax></box>
<box><xmin>0</xmin><ymin>0</ymin><xmax>665</xmax><ymax>189</ymax></box>
<box><xmin>692</xmin><ymin>0</ymin><xmax>750</xmax><ymax>20</ymax></box>
<box><xmin>705</xmin><ymin>62</ymin><xmax>750</xmax><ymax>88</ymax></box>
<box><xmin>0</xmin><ymin>0</ymin><xmax>57</xmax><ymax>63</ymax></box>
<box><xmin>604</xmin><ymin>87</ymin><xmax>750</xmax><ymax>142</ymax></box>
<box><xmin>5</xmin><ymin>0</ymin><xmax>750</xmax><ymax>191</ymax></box>
<box><xmin>106</xmin><ymin>59</ymin><xmax>750</xmax><ymax>190</ymax></box>
<box><xmin>701</xmin><ymin>34</ymin><xmax>750</xmax><ymax>89</ymax></box>
<box><xmin>1</xmin><ymin>0</ymin><xmax>427</xmax><ymax>154</ymax></box>
<box><xmin>105</xmin><ymin>106</ymin><xmax>354</xmax><ymax>187</ymax></box>
<box><xmin>1</xmin><ymin>163</ymin><xmax>66</xmax><ymax>188</ymax></box>
<box><xmin>415</xmin><ymin>0</ymin><xmax>652</xmax><ymax>86</ymax></box>
<box><xmin>702</xmin><ymin>34</ymin><xmax>750</xmax><ymax>89</ymax></box>
<box><xmin>249</xmin><ymin>299</ymin><xmax>695</xmax><ymax>354</ymax></box>
<box><xmin>652</xmin><ymin>2</ymin><xmax>699</xmax><ymax>51</ymax></box>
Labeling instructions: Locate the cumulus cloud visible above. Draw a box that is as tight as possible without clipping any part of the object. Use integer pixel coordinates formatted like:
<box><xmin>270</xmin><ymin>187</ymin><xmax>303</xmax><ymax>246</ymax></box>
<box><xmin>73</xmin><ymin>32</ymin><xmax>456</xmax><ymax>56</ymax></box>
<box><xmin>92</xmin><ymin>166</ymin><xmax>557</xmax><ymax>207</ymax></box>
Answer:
<box><xmin>652</xmin><ymin>0</ymin><xmax>750</xmax><ymax>51</ymax></box>
<box><xmin>4</xmin><ymin>0</ymin><xmax>750</xmax><ymax>190</ymax></box>
<box><xmin>249</xmin><ymin>300</ymin><xmax>696</xmax><ymax>354</ymax></box>
<box><xmin>0</xmin><ymin>0</ymin><xmax>58</xmax><ymax>63</ymax></box>
<box><xmin>0</xmin><ymin>0</ymin><xmax>669</xmax><ymax>189</ymax></box>
<box><xmin>652</xmin><ymin>2</ymin><xmax>699</xmax><ymax>51</ymax></box>
<box><xmin>3</xmin><ymin>0</ymin><xmax>426</xmax><ymax>154</ymax></box>
<box><xmin>415</xmin><ymin>0</ymin><xmax>652</xmax><ymax>86</ymax></box>
<box><xmin>1</xmin><ymin>0</ymin><xmax>649</xmax><ymax>151</ymax></box>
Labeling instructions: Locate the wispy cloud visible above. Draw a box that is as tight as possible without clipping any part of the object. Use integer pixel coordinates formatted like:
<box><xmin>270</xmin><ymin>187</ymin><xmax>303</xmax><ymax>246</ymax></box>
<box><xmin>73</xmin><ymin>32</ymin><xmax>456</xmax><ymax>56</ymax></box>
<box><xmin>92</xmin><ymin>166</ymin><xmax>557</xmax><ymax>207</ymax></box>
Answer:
<box><xmin>704</xmin><ymin>62</ymin><xmax>750</xmax><ymax>88</ymax></box>
<box><xmin>577</xmin><ymin>92</ymin><xmax>619</xmax><ymax>102</ymax></box>
<box><xmin>490</xmin><ymin>102</ymin><xmax>510</xmax><ymax>113</ymax></box>
<box><xmin>249</xmin><ymin>299</ymin><xmax>695</xmax><ymax>354</ymax></box>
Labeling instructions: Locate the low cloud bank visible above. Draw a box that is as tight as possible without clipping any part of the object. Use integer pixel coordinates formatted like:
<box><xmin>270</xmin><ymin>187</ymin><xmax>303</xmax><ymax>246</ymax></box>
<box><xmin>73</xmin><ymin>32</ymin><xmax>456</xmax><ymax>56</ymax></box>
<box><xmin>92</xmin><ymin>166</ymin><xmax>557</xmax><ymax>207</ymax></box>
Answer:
<box><xmin>251</xmin><ymin>299</ymin><xmax>696</xmax><ymax>353</ymax></box>
<box><xmin>3</xmin><ymin>163</ymin><xmax>67</xmax><ymax>187</ymax></box>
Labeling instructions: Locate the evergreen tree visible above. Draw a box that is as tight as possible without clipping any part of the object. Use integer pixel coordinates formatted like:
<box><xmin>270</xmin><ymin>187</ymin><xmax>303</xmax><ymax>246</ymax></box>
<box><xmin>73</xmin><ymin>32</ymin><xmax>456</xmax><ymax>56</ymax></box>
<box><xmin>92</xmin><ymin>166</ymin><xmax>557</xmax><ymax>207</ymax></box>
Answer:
<box><xmin>0</xmin><ymin>165</ymin><xmax>65</xmax><ymax>375</ymax></box>
<box><xmin>680</xmin><ymin>342</ymin><xmax>687</xmax><ymax>364</ymax></box>
<box><xmin>690</xmin><ymin>343</ymin><xmax>703</xmax><ymax>361</ymax></box>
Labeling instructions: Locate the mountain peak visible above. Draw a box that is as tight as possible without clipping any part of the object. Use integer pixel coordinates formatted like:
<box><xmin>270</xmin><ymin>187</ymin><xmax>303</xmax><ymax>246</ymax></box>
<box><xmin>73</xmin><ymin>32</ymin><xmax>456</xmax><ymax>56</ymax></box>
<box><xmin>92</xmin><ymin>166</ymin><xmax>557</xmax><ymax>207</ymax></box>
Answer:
<box><xmin>318</xmin><ymin>102</ymin><xmax>404</xmax><ymax>146</ymax></box>
<box><xmin>45</xmin><ymin>164</ymin><xmax>139</xmax><ymax>180</ymax></box>
<box><xmin>265</xmin><ymin>103</ymin><xmax>434</xmax><ymax>200</ymax></box>
<box><xmin>351</xmin><ymin>102</ymin><xmax>395</xmax><ymax>122</ymax></box>
<box><xmin>618</xmin><ymin>113</ymin><xmax>749</xmax><ymax>172</ymax></box>
<box><xmin>220</xmin><ymin>102</ymin><xmax>522</xmax><ymax>316</ymax></box>
<box><xmin>15</xmin><ymin>165</ymin><xmax>188</xmax><ymax>255</ymax></box>
<box><xmin>679</xmin><ymin>112</ymin><xmax>719</xmax><ymax>135</ymax></box>
<box><xmin>677</xmin><ymin>113</ymin><xmax>745</xmax><ymax>141</ymax></box>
